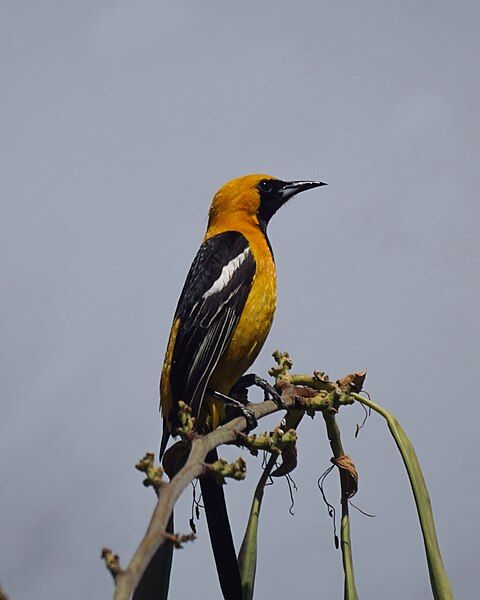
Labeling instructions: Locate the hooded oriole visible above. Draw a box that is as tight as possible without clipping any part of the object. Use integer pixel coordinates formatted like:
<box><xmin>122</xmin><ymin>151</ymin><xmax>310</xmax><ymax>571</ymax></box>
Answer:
<box><xmin>160</xmin><ymin>174</ymin><xmax>325</xmax><ymax>438</ymax></box>
<box><xmin>142</xmin><ymin>174</ymin><xmax>325</xmax><ymax>600</ymax></box>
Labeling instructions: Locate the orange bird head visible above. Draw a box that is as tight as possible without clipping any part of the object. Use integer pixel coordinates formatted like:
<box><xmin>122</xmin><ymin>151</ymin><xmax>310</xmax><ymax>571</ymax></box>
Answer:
<box><xmin>207</xmin><ymin>174</ymin><xmax>326</xmax><ymax>230</ymax></box>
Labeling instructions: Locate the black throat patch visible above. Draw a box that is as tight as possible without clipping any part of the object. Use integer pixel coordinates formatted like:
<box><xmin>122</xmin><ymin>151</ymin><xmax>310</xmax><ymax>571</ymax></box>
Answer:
<box><xmin>256</xmin><ymin>179</ymin><xmax>287</xmax><ymax>262</ymax></box>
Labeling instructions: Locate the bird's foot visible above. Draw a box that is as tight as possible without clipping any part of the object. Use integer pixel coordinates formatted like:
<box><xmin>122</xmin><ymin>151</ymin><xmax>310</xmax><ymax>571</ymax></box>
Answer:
<box><xmin>238</xmin><ymin>405</ymin><xmax>258</xmax><ymax>433</ymax></box>
<box><xmin>210</xmin><ymin>390</ymin><xmax>258</xmax><ymax>433</ymax></box>
<box><xmin>231</xmin><ymin>373</ymin><xmax>288</xmax><ymax>410</ymax></box>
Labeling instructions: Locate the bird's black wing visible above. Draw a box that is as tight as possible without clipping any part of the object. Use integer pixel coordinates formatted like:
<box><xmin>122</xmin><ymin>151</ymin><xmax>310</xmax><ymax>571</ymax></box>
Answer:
<box><xmin>169</xmin><ymin>230</ymin><xmax>256</xmax><ymax>422</ymax></box>
<box><xmin>150</xmin><ymin>232</ymin><xmax>254</xmax><ymax>600</ymax></box>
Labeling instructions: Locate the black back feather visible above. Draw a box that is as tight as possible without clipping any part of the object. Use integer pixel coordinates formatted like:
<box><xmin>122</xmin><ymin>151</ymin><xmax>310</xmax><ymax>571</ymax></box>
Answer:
<box><xmin>168</xmin><ymin>231</ymin><xmax>256</xmax><ymax>424</ymax></box>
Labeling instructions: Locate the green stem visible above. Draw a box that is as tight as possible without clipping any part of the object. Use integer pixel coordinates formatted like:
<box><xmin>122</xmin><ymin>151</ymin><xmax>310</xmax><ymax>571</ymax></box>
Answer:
<box><xmin>323</xmin><ymin>414</ymin><xmax>359</xmax><ymax>600</ymax></box>
<box><xmin>351</xmin><ymin>393</ymin><xmax>453</xmax><ymax>600</ymax></box>
<box><xmin>238</xmin><ymin>454</ymin><xmax>277</xmax><ymax>600</ymax></box>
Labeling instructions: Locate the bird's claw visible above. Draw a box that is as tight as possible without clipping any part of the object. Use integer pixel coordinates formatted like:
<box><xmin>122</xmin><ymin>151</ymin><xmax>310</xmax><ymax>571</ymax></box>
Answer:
<box><xmin>241</xmin><ymin>406</ymin><xmax>258</xmax><ymax>433</ymax></box>
<box><xmin>209</xmin><ymin>389</ymin><xmax>258</xmax><ymax>432</ymax></box>
<box><xmin>270</xmin><ymin>389</ymin><xmax>288</xmax><ymax>411</ymax></box>
<box><xmin>255</xmin><ymin>377</ymin><xmax>288</xmax><ymax>410</ymax></box>
<box><xmin>233</xmin><ymin>374</ymin><xmax>288</xmax><ymax>410</ymax></box>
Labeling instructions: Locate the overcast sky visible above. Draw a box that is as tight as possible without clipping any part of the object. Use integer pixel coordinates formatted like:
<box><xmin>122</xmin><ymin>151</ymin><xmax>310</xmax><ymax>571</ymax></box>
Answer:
<box><xmin>1</xmin><ymin>2</ymin><xmax>479</xmax><ymax>599</ymax></box>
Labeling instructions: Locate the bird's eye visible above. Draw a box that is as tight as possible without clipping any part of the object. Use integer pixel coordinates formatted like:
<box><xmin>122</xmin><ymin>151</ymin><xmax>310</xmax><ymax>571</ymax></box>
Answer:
<box><xmin>259</xmin><ymin>179</ymin><xmax>273</xmax><ymax>193</ymax></box>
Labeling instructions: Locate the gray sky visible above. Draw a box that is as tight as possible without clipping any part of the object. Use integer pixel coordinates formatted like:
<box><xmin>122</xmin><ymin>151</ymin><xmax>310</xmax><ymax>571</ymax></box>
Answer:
<box><xmin>1</xmin><ymin>2</ymin><xmax>479</xmax><ymax>598</ymax></box>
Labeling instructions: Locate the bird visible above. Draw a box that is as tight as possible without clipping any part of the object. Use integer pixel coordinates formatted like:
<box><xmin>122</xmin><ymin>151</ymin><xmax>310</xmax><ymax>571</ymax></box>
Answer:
<box><xmin>140</xmin><ymin>174</ymin><xmax>326</xmax><ymax>600</ymax></box>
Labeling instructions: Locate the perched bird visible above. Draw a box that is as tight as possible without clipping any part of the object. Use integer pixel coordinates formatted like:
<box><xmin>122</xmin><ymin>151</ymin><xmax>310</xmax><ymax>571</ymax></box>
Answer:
<box><xmin>140</xmin><ymin>174</ymin><xmax>325</xmax><ymax>600</ymax></box>
<box><xmin>160</xmin><ymin>174</ymin><xmax>325</xmax><ymax>442</ymax></box>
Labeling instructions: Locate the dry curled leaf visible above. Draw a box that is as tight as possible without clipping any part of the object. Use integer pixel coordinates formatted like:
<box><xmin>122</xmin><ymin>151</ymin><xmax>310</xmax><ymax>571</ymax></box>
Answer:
<box><xmin>331</xmin><ymin>454</ymin><xmax>359</xmax><ymax>498</ymax></box>
<box><xmin>336</xmin><ymin>371</ymin><xmax>367</xmax><ymax>393</ymax></box>
<box><xmin>271</xmin><ymin>443</ymin><xmax>297</xmax><ymax>477</ymax></box>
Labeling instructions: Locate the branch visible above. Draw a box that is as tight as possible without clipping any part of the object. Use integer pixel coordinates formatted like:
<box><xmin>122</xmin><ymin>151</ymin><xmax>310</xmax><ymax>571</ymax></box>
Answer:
<box><xmin>109</xmin><ymin>382</ymin><xmax>344</xmax><ymax>599</ymax></box>
<box><xmin>104</xmin><ymin>350</ymin><xmax>449</xmax><ymax>600</ymax></box>
<box><xmin>109</xmin><ymin>372</ymin><xmax>354</xmax><ymax>600</ymax></box>
<box><xmin>270</xmin><ymin>351</ymin><xmax>364</xmax><ymax>599</ymax></box>
<box><xmin>237</xmin><ymin>428</ymin><xmax>297</xmax><ymax>456</ymax></box>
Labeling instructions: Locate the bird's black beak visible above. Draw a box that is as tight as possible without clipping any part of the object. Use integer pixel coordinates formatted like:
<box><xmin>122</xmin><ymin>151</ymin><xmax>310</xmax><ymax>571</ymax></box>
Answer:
<box><xmin>279</xmin><ymin>180</ymin><xmax>327</xmax><ymax>201</ymax></box>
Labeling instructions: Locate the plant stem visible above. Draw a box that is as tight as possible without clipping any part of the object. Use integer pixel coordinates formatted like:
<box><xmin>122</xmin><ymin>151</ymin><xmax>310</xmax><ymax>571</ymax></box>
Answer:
<box><xmin>323</xmin><ymin>413</ymin><xmax>359</xmax><ymax>600</ymax></box>
<box><xmin>238</xmin><ymin>454</ymin><xmax>277</xmax><ymax>600</ymax></box>
<box><xmin>351</xmin><ymin>393</ymin><xmax>453</xmax><ymax>600</ymax></box>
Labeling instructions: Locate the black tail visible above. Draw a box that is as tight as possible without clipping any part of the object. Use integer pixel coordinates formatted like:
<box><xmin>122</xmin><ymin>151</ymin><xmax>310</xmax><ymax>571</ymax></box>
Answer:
<box><xmin>200</xmin><ymin>448</ymin><xmax>243</xmax><ymax>600</ymax></box>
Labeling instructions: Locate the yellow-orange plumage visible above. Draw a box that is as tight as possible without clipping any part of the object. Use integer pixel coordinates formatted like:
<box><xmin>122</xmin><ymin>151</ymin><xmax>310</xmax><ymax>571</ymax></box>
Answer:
<box><xmin>160</xmin><ymin>173</ymin><xmax>324</xmax><ymax>434</ymax></box>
